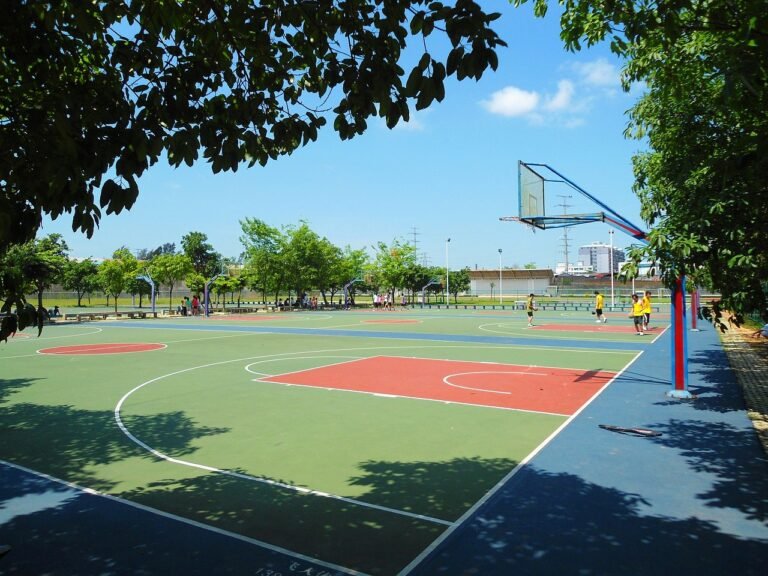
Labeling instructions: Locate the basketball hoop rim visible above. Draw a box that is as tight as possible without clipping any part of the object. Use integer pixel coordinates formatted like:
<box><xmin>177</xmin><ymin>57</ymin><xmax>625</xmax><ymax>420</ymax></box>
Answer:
<box><xmin>502</xmin><ymin>216</ymin><xmax>539</xmax><ymax>232</ymax></box>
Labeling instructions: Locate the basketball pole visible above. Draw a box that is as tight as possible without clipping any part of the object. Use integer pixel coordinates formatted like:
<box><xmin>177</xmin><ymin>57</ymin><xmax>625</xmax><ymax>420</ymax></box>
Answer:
<box><xmin>667</xmin><ymin>276</ymin><xmax>693</xmax><ymax>398</ymax></box>
<box><xmin>498</xmin><ymin>249</ymin><xmax>503</xmax><ymax>305</ymax></box>
<box><xmin>445</xmin><ymin>238</ymin><xmax>451</xmax><ymax>307</ymax></box>
<box><xmin>508</xmin><ymin>161</ymin><xmax>693</xmax><ymax>400</ymax></box>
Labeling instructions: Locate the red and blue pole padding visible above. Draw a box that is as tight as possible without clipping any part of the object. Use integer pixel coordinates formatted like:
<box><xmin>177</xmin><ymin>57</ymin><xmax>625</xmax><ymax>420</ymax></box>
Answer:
<box><xmin>668</xmin><ymin>276</ymin><xmax>693</xmax><ymax>398</ymax></box>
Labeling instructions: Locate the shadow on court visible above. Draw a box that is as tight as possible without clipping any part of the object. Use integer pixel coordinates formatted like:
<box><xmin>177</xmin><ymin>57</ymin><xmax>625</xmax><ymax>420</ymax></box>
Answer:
<box><xmin>414</xmin><ymin>464</ymin><xmax>767</xmax><ymax>575</ymax></box>
<box><xmin>409</xmin><ymin>324</ymin><xmax>768</xmax><ymax>576</ymax></box>
<box><xmin>0</xmin><ymin>400</ymin><xmax>228</xmax><ymax>491</ymax></box>
<box><xmin>1</xmin><ymin>449</ymin><xmax>517</xmax><ymax>575</ymax></box>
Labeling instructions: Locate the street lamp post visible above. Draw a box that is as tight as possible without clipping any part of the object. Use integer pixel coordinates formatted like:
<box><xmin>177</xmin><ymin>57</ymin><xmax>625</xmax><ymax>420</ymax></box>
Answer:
<box><xmin>498</xmin><ymin>249</ymin><xmax>503</xmax><ymax>305</ymax></box>
<box><xmin>445</xmin><ymin>238</ymin><xmax>451</xmax><ymax>306</ymax></box>
<box><xmin>609</xmin><ymin>229</ymin><xmax>615</xmax><ymax>307</ymax></box>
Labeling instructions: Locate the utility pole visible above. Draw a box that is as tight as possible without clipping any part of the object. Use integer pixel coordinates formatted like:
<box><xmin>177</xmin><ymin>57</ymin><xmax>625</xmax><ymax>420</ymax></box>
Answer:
<box><xmin>557</xmin><ymin>195</ymin><xmax>573</xmax><ymax>273</ymax></box>
<box><xmin>410</xmin><ymin>226</ymin><xmax>426</xmax><ymax>265</ymax></box>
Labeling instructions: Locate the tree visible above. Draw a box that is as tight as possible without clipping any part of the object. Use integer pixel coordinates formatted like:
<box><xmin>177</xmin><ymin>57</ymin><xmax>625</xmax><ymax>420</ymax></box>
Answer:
<box><xmin>450</xmin><ymin>267</ymin><xmax>471</xmax><ymax>303</ymax></box>
<box><xmin>2</xmin><ymin>1</ymin><xmax>506</xmax><ymax>249</ymax></box>
<box><xmin>240</xmin><ymin>218</ymin><xmax>288</xmax><ymax>304</ymax></box>
<box><xmin>27</xmin><ymin>234</ymin><xmax>70</xmax><ymax>311</ymax></box>
<box><xmin>520</xmin><ymin>0</ymin><xmax>768</xmax><ymax>319</ymax></box>
<box><xmin>149</xmin><ymin>253</ymin><xmax>193</xmax><ymax>312</ymax></box>
<box><xmin>185</xmin><ymin>272</ymin><xmax>207</xmax><ymax>299</ymax></box>
<box><xmin>136</xmin><ymin>243</ymin><xmax>176</xmax><ymax>261</ymax></box>
<box><xmin>181</xmin><ymin>232</ymin><xmax>220</xmax><ymax>277</ymax></box>
<box><xmin>98</xmin><ymin>248</ymin><xmax>138</xmax><ymax>314</ymax></box>
<box><xmin>284</xmin><ymin>222</ymin><xmax>327</xmax><ymax>299</ymax></box>
<box><xmin>315</xmin><ymin>239</ymin><xmax>344</xmax><ymax>305</ymax></box>
<box><xmin>333</xmin><ymin>246</ymin><xmax>369</xmax><ymax>305</ymax></box>
<box><xmin>61</xmin><ymin>258</ymin><xmax>100</xmax><ymax>307</ymax></box>
<box><xmin>404</xmin><ymin>263</ymin><xmax>438</xmax><ymax>303</ymax></box>
<box><xmin>125</xmin><ymin>268</ymin><xmax>153</xmax><ymax>309</ymax></box>
<box><xmin>373</xmin><ymin>240</ymin><xmax>418</xmax><ymax>301</ymax></box>
<box><xmin>0</xmin><ymin>243</ymin><xmax>45</xmax><ymax>342</ymax></box>
<box><xmin>0</xmin><ymin>234</ymin><xmax>70</xmax><ymax>341</ymax></box>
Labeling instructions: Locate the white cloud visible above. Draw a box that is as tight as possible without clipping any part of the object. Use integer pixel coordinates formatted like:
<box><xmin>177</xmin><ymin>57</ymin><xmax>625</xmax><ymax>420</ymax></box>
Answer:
<box><xmin>573</xmin><ymin>58</ymin><xmax>620</xmax><ymax>88</ymax></box>
<box><xmin>392</xmin><ymin>116</ymin><xmax>425</xmax><ymax>132</ymax></box>
<box><xmin>544</xmin><ymin>80</ymin><xmax>575</xmax><ymax>111</ymax></box>
<box><xmin>482</xmin><ymin>82</ymin><xmax>582</xmax><ymax>127</ymax></box>
<box><xmin>480</xmin><ymin>86</ymin><xmax>540</xmax><ymax>117</ymax></box>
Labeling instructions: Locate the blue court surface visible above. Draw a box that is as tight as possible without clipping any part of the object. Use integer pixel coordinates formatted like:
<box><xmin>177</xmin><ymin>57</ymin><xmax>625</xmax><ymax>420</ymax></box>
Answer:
<box><xmin>1</xmin><ymin>318</ymin><xmax>766</xmax><ymax>575</ymax></box>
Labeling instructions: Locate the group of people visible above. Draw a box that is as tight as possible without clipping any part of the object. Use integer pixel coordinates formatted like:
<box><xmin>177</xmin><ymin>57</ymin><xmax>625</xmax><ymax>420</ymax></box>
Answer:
<box><xmin>629</xmin><ymin>291</ymin><xmax>653</xmax><ymax>335</ymax></box>
<box><xmin>372</xmin><ymin>293</ymin><xmax>408</xmax><ymax>310</ymax></box>
<box><xmin>593</xmin><ymin>289</ymin><xmax>652</xmax><ymax>335</ymax></box>
<box><xmin>178</xmin><ymin>295</ymin><xmax>205</xmax><ymax>316</ymax></box>
<box><xmin>524</xmin><ymin>290</ymin><xmax>653</xmax><ymax>334</ymax></box>
<box><xmin>302</xmin><ymin>294</ymin><xmax>320</xmax><ymax>310</ymax></box>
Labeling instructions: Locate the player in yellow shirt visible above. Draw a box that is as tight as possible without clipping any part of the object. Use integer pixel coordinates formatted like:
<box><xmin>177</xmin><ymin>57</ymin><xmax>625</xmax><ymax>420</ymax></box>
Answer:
<box><xmin>641</xmin><ymin>291</ymin><xmax>652</xmax><ymax>331</ymax></box>
<box><xmin>594</xmin><ymin>290</ymin><xmax>606</xmax><ymax>323</ymax></box>
<box><xmin>630</xmin><ymin>293</ymin><xmax>645</xmax><ymax>335</ymax></box>
<box><xmin>526</xmin><ymin>293</ymin><xmax>537</xmax><ymax>327</ymax></box>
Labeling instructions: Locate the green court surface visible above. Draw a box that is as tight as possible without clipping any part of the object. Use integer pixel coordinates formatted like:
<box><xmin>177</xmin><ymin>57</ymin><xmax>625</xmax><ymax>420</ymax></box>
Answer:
<box><xmin>0</xmin><ymin>308</ymin><xmax>645</xmax><ymax>574</ymax></box>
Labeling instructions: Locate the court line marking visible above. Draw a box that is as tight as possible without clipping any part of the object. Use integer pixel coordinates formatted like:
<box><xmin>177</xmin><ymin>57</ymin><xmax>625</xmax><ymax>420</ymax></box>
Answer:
<box><xmin>37</xmin><ymin>343</ymin><xmax>167</xmax><ymax>356</ymax></box>
<box><xmin>0</xmin><ymin>459</ymin><xmax>367</xmax><ymax>576</ymax></box>
<box><xmin>398</xmin><ymin>346</ymin><xmax>646</xmax><ymax>575</ymax></box>
<box><xmin>443</xmin><ymin>370</ymin><xmax>547</xmax><ymax>395</ymax></box>
<box><xmin>99</xmin><ymin>338</ymin><xmax>640</xmax><ymax>566</ymax></box>
<box><xmin>0</xmin><ymin>353</ymin><xmax>41</xmax><ymax>360</ymax></box>
<box><xmin>115</xmin><ymin>343</ymin><xmax>617</xmax><ymax>526</ymax></box>
<box><xmin>247</xmin><ymin>355</ymin><xmax>371</xmax><ymax>379</ymax></box>
<box><xmin>244</xmin><ymin>355</ymin><xmax>365</xmax><ymax>376</ymax></box>
<box><xmin>1</xmin><ymin>326</ymin><xmax>104</xmax><ymax>343</ymax></box>
<box><xmin>114</xmin><ymin>349</ymin><xmax>455</xmax><ymax>527</ymax></box>
<box><xmin>251</xmin><ymin>378</ymin><xmax>571</xmax><ymax>417</ymax></box>
<box><xmin>478</xmin><ymin>321</ymin><xmax>650</xmax><ymax>342</ymax></box>
<box><xmin>163</xmin><ymin>333</ymin><xmax>262</xmax><ymax>345</ymax></box>
<box><xmin>248</xmin><ymin>356</ymin><xmax>594</xmax><ymax>417</ymax></box>
<box><xmin>90</xmin><ymin>322</ymin><xmax>642</xmax><ymax>356</ymax></box>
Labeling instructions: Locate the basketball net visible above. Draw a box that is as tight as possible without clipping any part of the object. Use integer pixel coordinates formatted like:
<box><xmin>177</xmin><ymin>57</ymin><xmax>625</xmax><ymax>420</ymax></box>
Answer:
<box><xmin>500</xmin><ymin>216</ymin><xmax>536</xmax><ymax>234</ymax></box>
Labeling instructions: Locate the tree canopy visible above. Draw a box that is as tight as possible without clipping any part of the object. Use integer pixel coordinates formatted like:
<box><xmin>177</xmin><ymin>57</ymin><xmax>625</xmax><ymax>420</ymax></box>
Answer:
<box><xmin>1</xmin><ymin>0</ymin><xmax>505</xmax><ymax>248</ymax></box>
<box><xmin>521</xmin><ymin>0</ymin><xmax>768</xmax><ymax>319</ymax></box>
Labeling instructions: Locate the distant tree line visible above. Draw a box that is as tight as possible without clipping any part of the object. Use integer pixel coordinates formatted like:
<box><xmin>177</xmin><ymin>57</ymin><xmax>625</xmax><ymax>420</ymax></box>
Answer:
<box><xmin>0</xmin><ymin>220</ymin><xmax>471</xmax><ymax>342</ymax></box>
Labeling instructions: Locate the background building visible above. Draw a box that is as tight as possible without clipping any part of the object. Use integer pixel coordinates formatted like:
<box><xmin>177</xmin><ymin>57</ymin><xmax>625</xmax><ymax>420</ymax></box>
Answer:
<box><xmin>554</xmin><ymin>261</ymin><xmax>593</xmax><ymax>275</ymax></box>
<box><xmin>577</xmin><ymin>241</ymin><xmax>625</xmax><ymax>274</ymax></box>
<box><xmin>469</xmin><ymin>269</ymin><xmax>554</xmax><ymax>297</ymax></box>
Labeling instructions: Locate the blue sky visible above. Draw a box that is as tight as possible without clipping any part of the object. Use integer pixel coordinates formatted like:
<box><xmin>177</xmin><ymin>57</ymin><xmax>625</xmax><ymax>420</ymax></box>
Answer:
<box><xmin>40</xmin><ymin>3</ymin><xmax>646</xmax><ymax>271</ymax></box>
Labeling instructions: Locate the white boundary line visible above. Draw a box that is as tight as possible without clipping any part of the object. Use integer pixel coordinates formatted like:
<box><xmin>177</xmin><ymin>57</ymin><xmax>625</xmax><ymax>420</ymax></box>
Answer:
<box><xmin>163</xmin><ymin>333</ymin><xmax>262</xmax><ymax>344</ymax></box>
<box><xmin>647</xmin><ymin>324</ymin><xmax>671</xmax><ymax>343</ymax></box>
<box><xmin>2</xmin><ymin>326</ymin><xmax>104</xmax><ymax>343</ymax></box>
<box><xmin>105</xmin><ymin>343</ymin><xmax>640</xmax><ymax>534</ymax></box>
<box><xmin>248</xmin><ymin>355</ymin><xmax>371</xmax><ymax>379</ymax></box>
<box><xmin>398</xmin><ymin>346</ymin><xmax>646</xmax><ymax>574</ymax></box>
<box><xmin>442</xmin><ymin>371</ymin><xmax>547</xmax><ymax>394</ymax></box>
<box><xmin>0</xmin><ymin>459</ymin><xmax>368</xmax><ymax>576</ymax></box>
<box><xmin>37</xmin><ymin>343</ymin><xmax>167</xmax><ymax>356</ymax></box>
<box><xmin>114</xmin><ymin>351</ymin><xmax>452</xmax><ymax>527</ymax></box>
<box><xmin>250</xmin><ymin>378</ymin><xmax>571</xmax><ymax>417</ymax></box>
<box><xmin>478</xmin><ymin>321</ymin><xmax>649</xmax><ymax>343</ymax></box>
<box><xmin>249</xmin><ymin>354</ymin><xmax>574</xmax><ymax>416</ymax></box>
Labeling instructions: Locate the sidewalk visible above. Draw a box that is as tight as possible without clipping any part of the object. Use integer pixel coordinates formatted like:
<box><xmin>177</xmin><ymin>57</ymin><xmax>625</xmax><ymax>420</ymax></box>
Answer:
<box><xmin>721</xmin><ymin>325</ymin><xmax>768</xmax><ymax>456</ymax></box>
<box><xmin>407</xmin><ymin>321</ymin><xmax>768</xmax><ymax>575</ymax></box>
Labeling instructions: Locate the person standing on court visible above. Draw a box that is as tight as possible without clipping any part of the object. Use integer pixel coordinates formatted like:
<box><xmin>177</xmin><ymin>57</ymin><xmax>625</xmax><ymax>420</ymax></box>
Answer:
<box><xmin>630</xmin><ymin>293</ymin><xmax>645</xmax><ymax>335</ymax></box>
<box><xmin>594</xmin><ymin>291</ymin><xmax>606</xmax><ymax>323</ymax></box>
<box><xmin>526</xmin><ymin>293</ymin><xmax>537</xmax><ymax>327</ymax></box>
<box><xmin>642</xmin><ymin>290</ymin><xmax>652</xmax><ymax>331</ymax></box>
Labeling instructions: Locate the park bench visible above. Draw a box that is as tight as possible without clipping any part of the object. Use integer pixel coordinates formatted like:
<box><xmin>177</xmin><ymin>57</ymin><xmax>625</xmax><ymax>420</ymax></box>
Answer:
<box><xmin>122</xmin><ymin>311</ymin><xmax>158</xmax><ymax>319</ymax></box>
